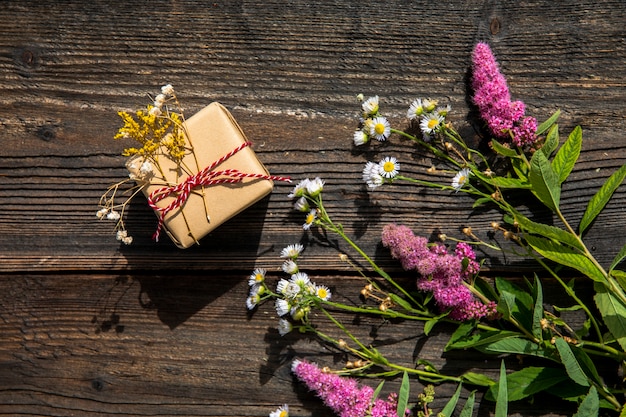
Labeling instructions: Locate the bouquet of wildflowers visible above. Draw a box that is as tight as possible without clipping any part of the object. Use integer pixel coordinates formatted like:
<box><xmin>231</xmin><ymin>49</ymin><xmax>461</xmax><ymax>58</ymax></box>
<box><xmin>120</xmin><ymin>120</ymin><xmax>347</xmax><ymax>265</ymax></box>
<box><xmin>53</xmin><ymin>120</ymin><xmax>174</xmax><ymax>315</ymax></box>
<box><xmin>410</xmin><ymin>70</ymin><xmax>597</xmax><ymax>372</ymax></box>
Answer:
<box><xmin>249</xmin><ymin>43</ymin><xmax>626</xmax><ymax>416</ymax></box>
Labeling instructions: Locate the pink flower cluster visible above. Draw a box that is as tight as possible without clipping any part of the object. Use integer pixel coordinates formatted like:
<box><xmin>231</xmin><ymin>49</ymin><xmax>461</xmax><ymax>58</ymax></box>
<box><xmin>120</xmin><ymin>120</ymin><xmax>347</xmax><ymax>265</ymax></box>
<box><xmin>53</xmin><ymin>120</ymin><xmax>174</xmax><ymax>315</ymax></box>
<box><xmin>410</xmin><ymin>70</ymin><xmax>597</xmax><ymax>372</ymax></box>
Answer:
<box><xmin>381</xmin><ymin>223</ymin><xmax>496</xmax><ymax>321</ymax></box>
<box><xmin>471</xmin><ymin>42</ymin><xmax>538</xmax><ymax>147</ymax></box>
<box><xmin>292</xmin><ymin>359</ymin><xmax>404</xmax><ymax>417</ymax></box>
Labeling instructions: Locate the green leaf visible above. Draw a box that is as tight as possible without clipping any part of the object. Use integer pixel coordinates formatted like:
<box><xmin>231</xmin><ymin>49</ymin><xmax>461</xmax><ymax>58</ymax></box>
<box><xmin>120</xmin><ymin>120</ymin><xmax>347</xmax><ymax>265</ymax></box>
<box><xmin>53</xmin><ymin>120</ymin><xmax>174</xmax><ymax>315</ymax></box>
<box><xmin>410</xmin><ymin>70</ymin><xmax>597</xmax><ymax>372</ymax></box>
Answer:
<box><xmin>497</xmin><ymin>290</ymin><xmax>516</xmax><ymax>321</ymax></box>
<box><xmin>531</xmin><ymin>275</ymin><xmax>545</xmax><ymax>340</ymax></box>
<box><xmin>388</xmin><ymin>293</ymin><xmax>413</xmax><ymax>311</ymax></box>
<box><xmin>459</xmin><ymin>390</ymin><xmax>476</xmax><ymax>417</ymax></box>
<box><xmin>491</xmin><ymin>139</ymin><xmax>519</xmax><ymax>158</ymax></box>
<box><xmin>476</xmin><ymin>336</ymin><xmax>555</xmax><ymax>360</ymax></box>
<box><xmin>423</xmin><ymin>319</ymin><xmax>437</xmax><ymax>336</ymax></box>
<box><xmin>536</xmin><ymin>109</ymin><xmax>561</xmax><ymax>137</ymax></box>
<box><xmin>444</xmin><ymin>321</ymin><xmax>476</xmax><ymax>351</ymax></box>
<box><xmin>579</xmin><ymin>164</ymin><xmax>626</xmax><ymax>235</ymax></box>
<box><xmin>486</xmin><ymin>367</ymin><xmax>569</xmax><ymax>402</ymax></box>
<box><xmin>396</xmin><ymin>371</ymin><xmax>410</xmax><ymax>417</ymax></box>
<box><xmin>529</xmin><ymin>150</ymin><xmax>561</xmax><ymax>211</ymax></box>
<box><xmin>594</xmin><ymin>282</ymin><xmax>626</xmax><ymax>351</ymax></box>
<box><xmin>552</xmin><ymin>125</ymin><xmax>582</xmax><ymax>184</ymax></box>
<box><xmin>441</xmin><ymin>383</ymin><xmax>463</xmax><ymax>417</ymax></box>
<box><xmin>524</xmin><ymin>235</ymin><xmax>606</xmax><ymax>283</ymax></box>
<box><xmin>461</xmin><ymin>371</ymin><xmax>496</xmax><ymax>387</ymax></box>
<box><xmin>554</xmin><ymin>338</ymin><xmax>589</xmax><ymax>386</ymax></box>
<box><xmin>513</xmin><ymin>211</ymin><xmax>584</xmax><ymax>251</ymax></box>
<box><xmin>371</xmin><ymin>380</ymin><xmax>385</xmax><ymax>403</ymax></box>
<box><xmin>496</xmin><ymin>277</ymin><xmax>533</xmax><ymax>309</ymax></box>
<box><xmin>573</xmin><ymin>386</ymin><xmax>599</xmax><ymax>417</ymax></box>
<box><xmin>610</xmin><ymin>269</ymin><xmax>626</xmax><ymax>293</ymax></box>
<box><xmin>541</xmin><ymin>124</ymin><xmax>560</xmax><ymax>159</ymax></box>
<box><xmin>474</xmin><ymin>171</ymin><xmax>531</xmax><ymax>189</ymax></box>
<box><xmin>495</xmin><ymin>361</ymin><xmax>508</xmax><ymax>417</ymax></box>
<box><xmin>446</xmin><ymin>330</ymin><xmax>521</xmax><ymax>351</ymax></box>
<box><xmin>472</xmin><ymin>197</ymin><xmax>493</xmax><ymax>208</ymax></box>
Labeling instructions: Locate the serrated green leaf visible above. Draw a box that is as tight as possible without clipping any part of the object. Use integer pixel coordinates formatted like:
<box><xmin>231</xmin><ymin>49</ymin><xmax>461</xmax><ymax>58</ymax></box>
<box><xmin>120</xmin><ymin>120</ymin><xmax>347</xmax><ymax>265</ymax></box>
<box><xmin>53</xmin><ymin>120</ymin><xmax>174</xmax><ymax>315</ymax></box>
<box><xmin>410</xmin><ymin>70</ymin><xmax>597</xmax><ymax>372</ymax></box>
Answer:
<box><xmin>594</xmin><ymin>282</ymin><xmax>626</xmax><ymax>351</ymax></box>
<box><xmin>513</xmin><ymin>211</ymin><xmax>584</xmax><ymax>251</ymax></box>
<box><xmin>541</xmin><ymin>124</ymin><xmax>560</xmax><ymax>159</ymax></box>
<box><xmin>496</xmin><ymin>277</ymin><xmax>533</xmax><ymax>308</ymax></box>
<box><xmin>495</xmin><ymin>361</ymin><xmax>508</xmax><ymax>417</ymax></box>
<box><xmin>579</xmin><ymin>164</ymin><xmax>626</xmax><ymax>235</ymax></box>
<box><xmin>486</xmin><ymin>367</ymin><xmax>569</xmax><ymax>402</ymax></box>
<box><xmin>396</xmin><ymin>371</ymin><xmax>410</xmax><ymax>417</ymax></box>
<box><xmin>473</xmin><ymin>171</ymin><xmax>531</xmax><ymax>189</ymax></box>
<box><xmin>573</xmin><ymin>386</ymin><xmax>599</xmax><ymax>417</ymax></box>
<box><xmin>441</xmin><ymin>382</ymin><xmax>463</xmax><ymax>417</ymax></box>
<box><xmin>536</xmin><ymin>109</ymin><xmax>561</xmax><ymax>137</ymax></box>
<box><xmin>554</xmin><ymin>338</ymin><xmax>589</xmax><ymax>386</ymax></box>
<box><xmin>531</xmin><ymin>275</ymin><xmax>545</xmax><ymax>340</ymax></box>
<box><xmin>459</xmin><ymin>391</ymin><xmax>476</xmax><ymax>417</ymax></box>
<box><xmin>461</xmin><ymin>372</ymin><xmax>496</xmax><ymax>387</ymax></box>
<box><xmin>530</xmin><ymin>150</ymin><xmax>561</xmax><ymax>211</ymax></box>
<box><xmin>552</xmin><ymin>125</ymin><xmax>582</xmax><ymax>184</ymax></box>
<box><xmin>491</xmin><ymin>139</ymin><xmax>519</xmax><ymax>158</ymax></box>
<box><xmin>525</xmin><ymin>235</ymin><xmax>606</xmax><ymax>283</ymax></box>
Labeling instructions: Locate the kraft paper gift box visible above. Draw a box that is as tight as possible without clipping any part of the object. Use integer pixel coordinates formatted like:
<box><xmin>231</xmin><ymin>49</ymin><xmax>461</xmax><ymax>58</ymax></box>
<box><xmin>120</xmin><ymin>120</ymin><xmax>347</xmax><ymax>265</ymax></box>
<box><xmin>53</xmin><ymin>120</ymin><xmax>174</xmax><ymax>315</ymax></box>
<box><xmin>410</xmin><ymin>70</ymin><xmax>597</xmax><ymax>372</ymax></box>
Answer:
<box><xmin>127</xmin><ymin>102</ymin><xmax>281</xmax><ymax>249</ymax></box>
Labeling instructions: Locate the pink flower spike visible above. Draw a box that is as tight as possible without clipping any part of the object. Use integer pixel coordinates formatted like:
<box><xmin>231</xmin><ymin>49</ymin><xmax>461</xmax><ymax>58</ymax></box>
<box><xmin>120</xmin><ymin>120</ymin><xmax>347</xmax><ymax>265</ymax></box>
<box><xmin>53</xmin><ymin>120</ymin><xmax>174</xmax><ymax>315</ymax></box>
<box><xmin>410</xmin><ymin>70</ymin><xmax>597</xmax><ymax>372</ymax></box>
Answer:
<box><xmin>291</xmin><ymin>359</ymin><xmax>405</xmax><ymax>417</ymax></box>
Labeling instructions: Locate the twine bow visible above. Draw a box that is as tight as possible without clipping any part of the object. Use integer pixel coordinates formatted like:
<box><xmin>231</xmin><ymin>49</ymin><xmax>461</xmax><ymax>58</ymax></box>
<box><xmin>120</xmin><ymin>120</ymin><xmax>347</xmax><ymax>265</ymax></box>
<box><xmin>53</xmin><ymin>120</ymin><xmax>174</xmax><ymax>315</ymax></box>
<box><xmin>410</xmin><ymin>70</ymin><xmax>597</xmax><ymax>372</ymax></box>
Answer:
<box><xmin>147</xmin><ymin>141</ymin><xmax>291</xmax><ymax>242</ymax></box>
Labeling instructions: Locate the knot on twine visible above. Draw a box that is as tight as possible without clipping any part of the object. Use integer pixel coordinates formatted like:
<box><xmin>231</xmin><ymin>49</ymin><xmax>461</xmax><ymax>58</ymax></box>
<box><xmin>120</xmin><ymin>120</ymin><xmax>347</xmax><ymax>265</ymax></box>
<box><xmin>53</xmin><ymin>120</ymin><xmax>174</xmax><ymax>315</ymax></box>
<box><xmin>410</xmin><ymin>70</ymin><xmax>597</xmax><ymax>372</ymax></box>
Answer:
<box><xmin>147</xmin><ymin>141</ymin><xmax>291</xmax><ymax>242</ymax></box>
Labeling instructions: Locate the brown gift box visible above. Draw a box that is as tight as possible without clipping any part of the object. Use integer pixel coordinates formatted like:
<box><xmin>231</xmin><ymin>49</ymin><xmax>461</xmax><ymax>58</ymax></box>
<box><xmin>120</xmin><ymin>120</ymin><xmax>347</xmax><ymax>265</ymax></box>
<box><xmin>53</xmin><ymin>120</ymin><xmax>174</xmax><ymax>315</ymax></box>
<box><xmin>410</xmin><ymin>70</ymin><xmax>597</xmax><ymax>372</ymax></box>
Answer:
<box><xmin>127</xmin><ymin>102</ymin><xmax>275</xmax><ymax>249</ymax></box>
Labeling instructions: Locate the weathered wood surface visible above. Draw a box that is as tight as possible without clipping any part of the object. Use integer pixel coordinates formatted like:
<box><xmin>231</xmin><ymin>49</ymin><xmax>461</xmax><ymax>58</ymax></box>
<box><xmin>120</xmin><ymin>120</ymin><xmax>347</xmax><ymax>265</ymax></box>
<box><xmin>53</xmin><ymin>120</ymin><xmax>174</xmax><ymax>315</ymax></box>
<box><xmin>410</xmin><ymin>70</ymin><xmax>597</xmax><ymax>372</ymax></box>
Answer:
<box><xmin>0</xmin><ymin>0</ymin><xmax>625</xmax><ymax>416</ymax></box>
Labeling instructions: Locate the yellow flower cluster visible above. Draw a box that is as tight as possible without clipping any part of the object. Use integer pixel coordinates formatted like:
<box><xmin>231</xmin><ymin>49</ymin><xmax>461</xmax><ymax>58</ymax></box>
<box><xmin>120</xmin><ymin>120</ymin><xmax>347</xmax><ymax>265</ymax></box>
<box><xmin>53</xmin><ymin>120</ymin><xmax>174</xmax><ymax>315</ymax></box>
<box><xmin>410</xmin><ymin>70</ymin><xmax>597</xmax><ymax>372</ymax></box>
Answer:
<box><xmin>114</xmin><ymin>106</ymin><xmax>187</xmax><ymax>163</ymax></box>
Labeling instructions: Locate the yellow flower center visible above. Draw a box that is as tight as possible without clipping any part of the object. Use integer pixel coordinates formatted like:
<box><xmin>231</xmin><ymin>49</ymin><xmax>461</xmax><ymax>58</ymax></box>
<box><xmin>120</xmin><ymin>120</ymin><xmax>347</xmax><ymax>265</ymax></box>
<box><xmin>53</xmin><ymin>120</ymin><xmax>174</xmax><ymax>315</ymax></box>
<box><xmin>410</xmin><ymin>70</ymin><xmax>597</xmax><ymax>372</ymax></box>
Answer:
<box><xmin>374</xmin><ymin>123</ymin><xmax>386</xmax><ymax>135</ymax></box>
<box><xmin>279</xmin><ymin>411</ymin><xmax>288</xmax><ymax>417</ymax></box>
<box><xmin>428</xmin><ymin>119</ymin><xmax>439</xmax><ymax>129</ymax></box>
<box><xmin>458</xmin><ymin>175</ymin><xmax>466</xmax><ymax>184</ymax></box>
<box><xmin>255</xmin><ymin>273</ymin><xmax>263</xmax><ymax>282</ymax></box>
<box><xmin>317</xmin><ymin>288</ymin><xmax>328</xmax><ymax>299</ymax></box>
<box><xmin>383</xmin><ymin>161</ymin><xmax>396</xmax><ymax>173</ymax></box>
<box><xmin>306</xmin><ymin>213</ymin><xmax>315</xmax><ymax>224</ymax></box>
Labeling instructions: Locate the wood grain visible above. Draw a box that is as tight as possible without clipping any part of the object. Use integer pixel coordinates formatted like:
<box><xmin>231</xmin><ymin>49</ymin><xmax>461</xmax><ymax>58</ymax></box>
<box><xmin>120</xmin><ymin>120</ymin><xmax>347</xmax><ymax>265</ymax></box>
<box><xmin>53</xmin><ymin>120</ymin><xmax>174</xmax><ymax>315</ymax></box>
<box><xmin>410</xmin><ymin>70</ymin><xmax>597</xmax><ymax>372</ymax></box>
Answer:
<box><xmin>1</xmin><ymin>0</ymin><xmax>625</xmax><ymax>415</ymax></box>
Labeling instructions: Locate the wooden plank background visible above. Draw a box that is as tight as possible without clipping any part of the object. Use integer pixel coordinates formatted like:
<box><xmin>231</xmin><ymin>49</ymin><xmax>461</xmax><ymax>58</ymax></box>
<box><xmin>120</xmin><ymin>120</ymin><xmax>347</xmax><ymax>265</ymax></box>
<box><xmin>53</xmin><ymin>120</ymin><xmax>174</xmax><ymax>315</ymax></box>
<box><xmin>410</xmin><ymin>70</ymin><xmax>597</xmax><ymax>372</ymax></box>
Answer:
<box><xmin>0</xmin><ymin>1</ymin><xmax>624</xmax><ymax>416</ymax></box>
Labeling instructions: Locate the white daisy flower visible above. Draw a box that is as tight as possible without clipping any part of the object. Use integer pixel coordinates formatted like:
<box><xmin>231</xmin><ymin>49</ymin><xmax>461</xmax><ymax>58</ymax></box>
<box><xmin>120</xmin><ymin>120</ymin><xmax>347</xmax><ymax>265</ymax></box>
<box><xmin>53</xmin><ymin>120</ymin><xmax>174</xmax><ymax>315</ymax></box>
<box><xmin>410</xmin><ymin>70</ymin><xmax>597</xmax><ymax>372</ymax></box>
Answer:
<box><xmin>420</xmin><ymin>113</ymin><xmax>444</xmax><ymax>135</ymax></box>
<box><xmin>314</xmin><ymin>284</ymin><xmax>332</xmax><ymax>301</ymax></box>
<box><xmin>283</xmin><ymin>282</ymin><xmax>302</xmax><ymax>299</ymax></box>
<box><xmin>305</xmin><ymin>177</ymin><xmax>324</xmax><ymax>197</ymax></box>
<box><xmin>422</xmin><ymin>98</ymin><xmax>438</xmax><ymax>113</ymax></box>
<box><xmin>378</xmin><ymin>156</ymin><xmax>400</xmax><ymax>179</ymax></box>
<box><xmin>361</xmin><ymin>95</ymin><xmax>379</xmax><ymax>117</ymax></box>
<box><xmin>275</xmin><ymin>298</ymin><xmax>291</xmax><ymax>316</ymax></box>
<box><xmin>288</xmin><ymin>178</ymin><xmax>310</xmax><ymax>198</ymax></box>
<box><xmin>303</xmin><ymin>209</ymin><xmax>317</xmax><ymax>230</ymax></box>
<box><xmin>362</xmin><ymin>161</ymin><xmax>384</xmax><ymax>189</ymax></box>
<box><xmin>452</xmin><ymin>168</ymin><xmax>471</xmax><ymax>191</ymax></box>
<box><xmin>290</xmin><ymin>272</ymin><xmax>311</xmax><ymax>288</ymax></box>
<box><xmin>435</xmin><ymin>104</ymin><xmax>452</xmax><ymax>117</ymax></box>
<box><xmin>280</xmin><ymin>243</ymin><xmax>304</xmax><ymax>259</ymax></box>
<box><xmin>246</xmin><ymin>293</ymin><xmax>260</xmax><ymax>310</ymax></box>
<box><xmin>281</xmin><ymin>259</ymin><xmax>299</xmax><ymax>275</ymax></box>
<box><xmin>248</xmin><ymin>268</ymin><xmax>266</xmax><ymax>286</ymax></box>
<box><xmin>369</xmin><ymin>116</ymin><xmax>391</xmax><ymax>141</ymax></box>
<box><xmin>407</xmin><ymin>98</ymin><xmax>424</xmax><ymax>120</ymax></box>
<box><xmin>277</xmin><ymin>320</ymin><xmax>293</xmax><ymax>337</ymax></box>
<box><xmin>293</xmin><ymin>196</ymin><xmax>310</xmax><ymax>212</ymax></box>
<box><xmin>353</xmin><ymin>130</ymin><xmax>369</xmax><ymax>146</ymax></box>
<box><xmin>276</xmin><ymin>278</ymin><xmax>290</xmax><ymax>295</ymax></box>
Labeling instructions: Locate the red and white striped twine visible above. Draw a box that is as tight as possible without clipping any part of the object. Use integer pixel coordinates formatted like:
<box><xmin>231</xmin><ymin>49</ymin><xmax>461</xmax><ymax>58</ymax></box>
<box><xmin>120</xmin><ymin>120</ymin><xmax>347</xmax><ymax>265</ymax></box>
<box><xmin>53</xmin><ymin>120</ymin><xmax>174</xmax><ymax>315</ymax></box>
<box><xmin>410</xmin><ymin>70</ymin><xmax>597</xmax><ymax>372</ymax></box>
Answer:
<box><xmin>147</xmin><ymin>141</ymin><xmax>291</xmax><ymax>242</ymax></box>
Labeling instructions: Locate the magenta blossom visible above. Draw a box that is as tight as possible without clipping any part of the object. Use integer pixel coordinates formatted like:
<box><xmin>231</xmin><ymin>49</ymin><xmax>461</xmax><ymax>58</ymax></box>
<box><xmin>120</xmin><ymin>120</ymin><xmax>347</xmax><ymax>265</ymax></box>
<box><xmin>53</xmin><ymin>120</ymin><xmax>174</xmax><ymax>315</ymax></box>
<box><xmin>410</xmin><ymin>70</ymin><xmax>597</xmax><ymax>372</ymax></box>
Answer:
<box><xmin>292</xmin><ymin>359</ymin><xmax>405</xmax><ymax>417</ymax></box>
<box><xmin>381</xmin><ymin>223</ymin><xmax>496</xmax><ymax>321</ymax></box>
<box><xmin>471</xmin><ymin>42</ymin><xmax>537</xmax><ymax>147</ymax></box>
